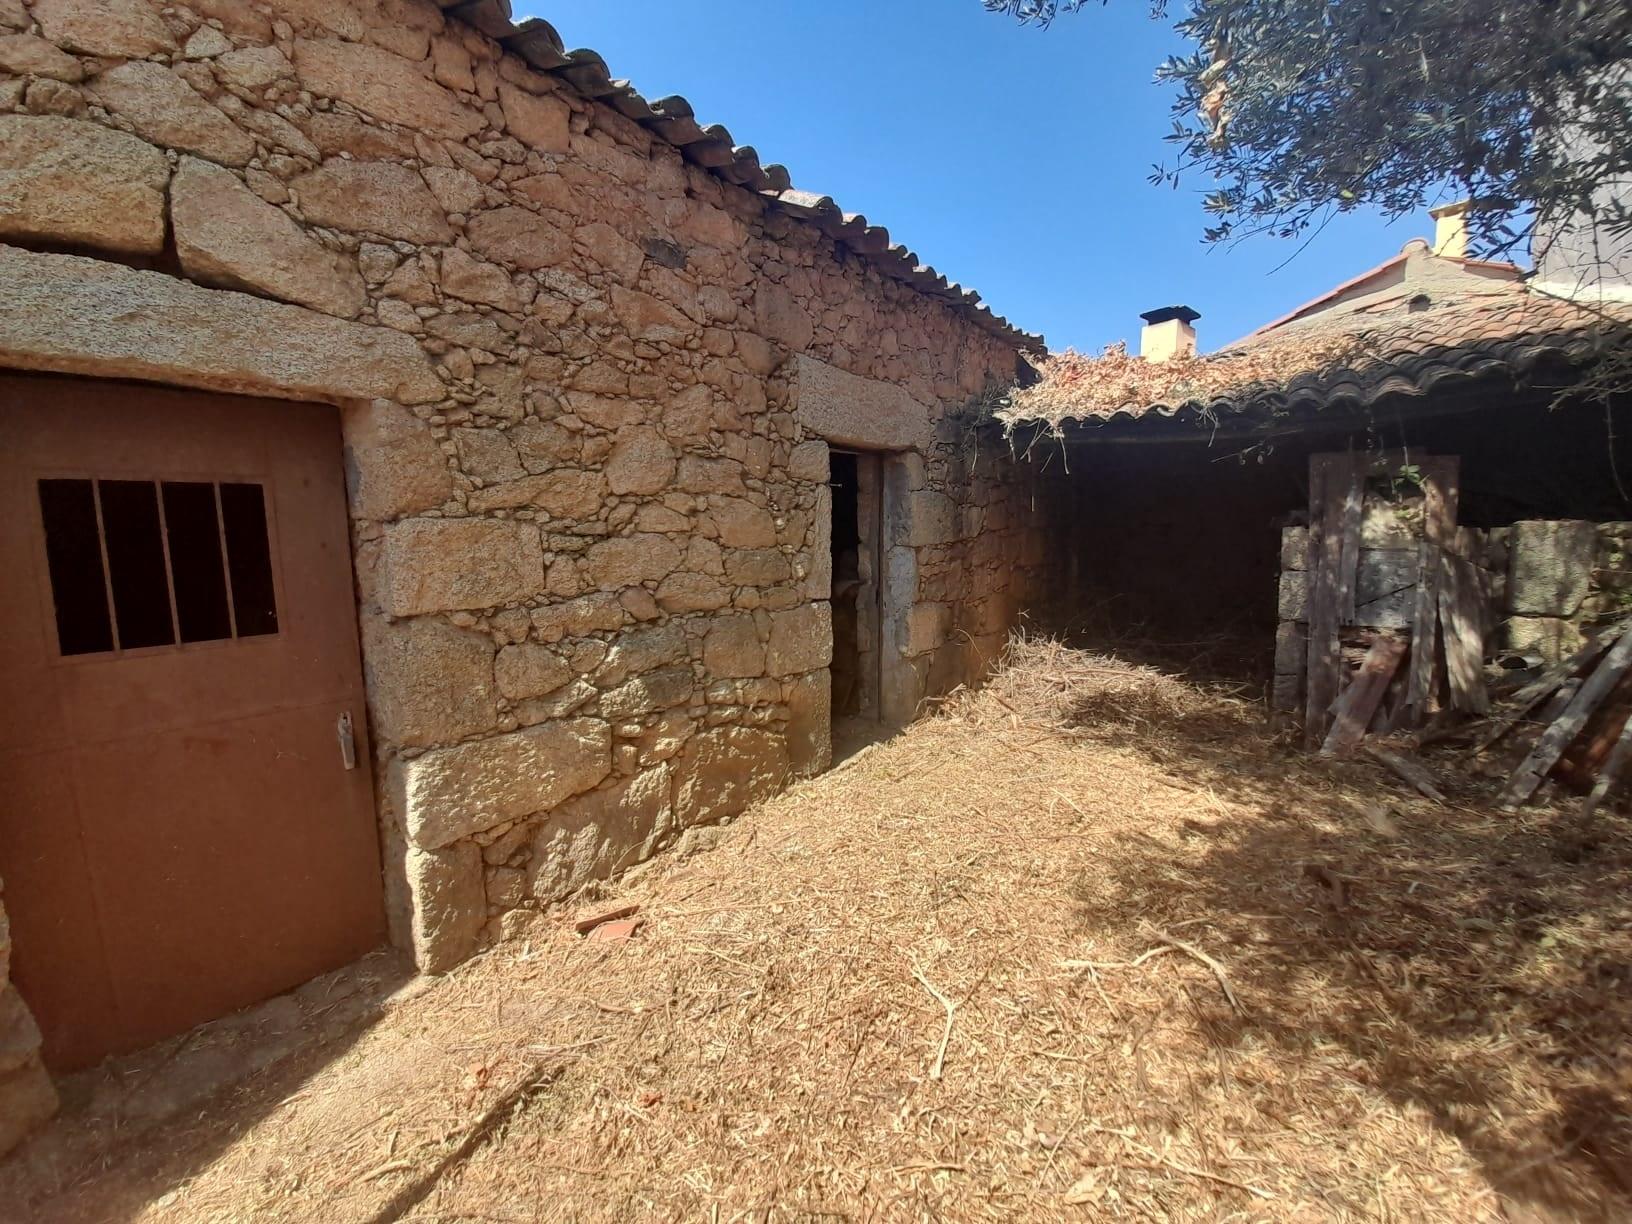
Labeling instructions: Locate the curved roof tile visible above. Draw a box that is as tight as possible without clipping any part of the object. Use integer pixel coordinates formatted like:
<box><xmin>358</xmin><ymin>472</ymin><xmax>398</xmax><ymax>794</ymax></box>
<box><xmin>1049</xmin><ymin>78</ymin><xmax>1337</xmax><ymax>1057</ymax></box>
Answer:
<box><xmin>1003</xmin><ymin>288</ymin><xmax>1632</xmax><ymax>433</ymax></box>
<box><xmin>442</xmin><ymin>4</ymin><xmax>1042</xmax><ymax>351</ymax></box>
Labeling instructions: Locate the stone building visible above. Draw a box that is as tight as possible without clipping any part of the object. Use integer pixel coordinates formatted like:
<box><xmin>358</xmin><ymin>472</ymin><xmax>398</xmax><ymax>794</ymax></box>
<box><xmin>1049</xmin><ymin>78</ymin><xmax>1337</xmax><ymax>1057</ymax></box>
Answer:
<box><xmin>1003</xmin><ymin>208</ymin><xmax>1632</xmax><ymax>707</ymax></box>
<box><xmin>0</xmin><ymin>0</ymin><xmax>1054</xmax><ymax>1140</ymax></box>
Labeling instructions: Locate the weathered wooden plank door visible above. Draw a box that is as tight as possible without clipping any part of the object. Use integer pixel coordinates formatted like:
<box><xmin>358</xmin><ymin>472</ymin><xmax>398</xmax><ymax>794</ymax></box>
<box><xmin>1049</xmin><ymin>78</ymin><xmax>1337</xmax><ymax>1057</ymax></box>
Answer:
<box><xmin>1304</xmin><ymin>452</ymin><xmax>1464</xmax><ymax>745</ymax></box>
<box><xmin>1402</xmin><ymin>456</ymin><xmax>1461</xmax><ymax>726</ymax></box>
<box><xmin>1304</xmin><ymin>453</ymin><xmax>1362</xmax><ymax>746</ymax></box>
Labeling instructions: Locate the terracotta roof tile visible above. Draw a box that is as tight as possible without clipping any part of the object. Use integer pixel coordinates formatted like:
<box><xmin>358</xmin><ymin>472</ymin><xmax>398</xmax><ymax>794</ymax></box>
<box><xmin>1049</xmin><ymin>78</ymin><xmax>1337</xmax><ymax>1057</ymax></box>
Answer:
<box><xmin>1002</xmin><ymin>286</ymin><xmax>1632</xmax><ymax>431</ymax></box>
<box><xmin>445</xmin><ymin>5</ymin><xmax>1041</xmax><ymax>351</ymax></box>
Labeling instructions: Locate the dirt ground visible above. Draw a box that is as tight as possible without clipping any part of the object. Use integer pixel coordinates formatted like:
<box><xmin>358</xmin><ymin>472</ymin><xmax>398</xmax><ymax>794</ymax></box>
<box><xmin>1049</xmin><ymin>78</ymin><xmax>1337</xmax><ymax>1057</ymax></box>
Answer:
<box><xmin>4</xmin><ymin>637</ymin><xmax>1631</xmax><ymax>1222</ymax></box>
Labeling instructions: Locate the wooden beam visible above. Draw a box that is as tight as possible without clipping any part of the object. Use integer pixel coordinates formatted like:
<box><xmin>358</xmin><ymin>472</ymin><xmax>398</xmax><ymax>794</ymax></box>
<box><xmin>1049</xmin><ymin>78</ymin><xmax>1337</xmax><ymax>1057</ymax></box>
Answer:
<box><xmin>1500</xmin><ymin>620</ymin><xmax>1632</xmax><ymax>809</ymax></box>
<box><xmin>1469</xmin><ymin>625</ymin><xmax>1620</xmax><ymax>755</ymax></box>
<box><xmin>1322</xmin><ymin>634</ymin><xmax>1408</xmax><ymax>756</ymax></box>
<box><xmin>1304</xmin><ymin>454</ymin><xmax>1346</xmax><ymax>747</ymax></box>
<box><xmin>1439</xmin><ymin>551</ymin><xmax>1489</xmax><ymax>714</ymax></box>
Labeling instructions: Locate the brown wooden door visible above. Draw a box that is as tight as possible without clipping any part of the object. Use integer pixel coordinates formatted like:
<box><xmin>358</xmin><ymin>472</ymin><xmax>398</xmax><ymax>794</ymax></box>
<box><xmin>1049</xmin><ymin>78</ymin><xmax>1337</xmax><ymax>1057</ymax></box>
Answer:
<box><xmin>0</xmin><ymin>374</ymin><xmax>385</xmax><ymax>1070</ymax></box>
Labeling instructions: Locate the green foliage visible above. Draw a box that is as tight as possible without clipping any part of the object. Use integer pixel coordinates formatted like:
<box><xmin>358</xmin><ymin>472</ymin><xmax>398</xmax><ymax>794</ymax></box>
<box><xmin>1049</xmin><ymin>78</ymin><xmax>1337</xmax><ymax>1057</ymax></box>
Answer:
<box><xmin>1365</xmin><ymin>463</ymin><xmax>1426</xmax><ymax>524</ymax></box>
<box><xmin>1394</xmin><ymin>462</ymin><xmax>1426</xmax><ymax>492</ymax></box>
<box><xmin>984</xmin><ymin>0</ymin><xmax>1632</xmax><ymax>261</ymax></box>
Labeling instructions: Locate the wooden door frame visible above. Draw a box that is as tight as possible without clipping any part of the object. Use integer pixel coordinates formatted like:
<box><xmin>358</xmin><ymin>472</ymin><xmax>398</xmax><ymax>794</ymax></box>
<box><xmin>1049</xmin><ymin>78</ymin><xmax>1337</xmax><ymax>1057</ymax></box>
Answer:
<box><xmin>829</xmin><ymin>448</ymin><xmax>919</xmax><ymax>729</ymax></box>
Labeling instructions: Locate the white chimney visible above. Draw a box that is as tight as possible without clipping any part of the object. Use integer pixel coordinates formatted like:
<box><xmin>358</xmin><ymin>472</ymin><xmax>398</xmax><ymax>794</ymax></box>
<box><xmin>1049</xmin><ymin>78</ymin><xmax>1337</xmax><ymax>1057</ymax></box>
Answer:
<box><xmin>1430</xmin><ymin>200</ymin><xmax>1470</xmax><ymax>259</ymax></box>
<box><xmin>1139</xmin><ymin>305</ymin><xmax>1199</xmax><ymax>362</ymax></box>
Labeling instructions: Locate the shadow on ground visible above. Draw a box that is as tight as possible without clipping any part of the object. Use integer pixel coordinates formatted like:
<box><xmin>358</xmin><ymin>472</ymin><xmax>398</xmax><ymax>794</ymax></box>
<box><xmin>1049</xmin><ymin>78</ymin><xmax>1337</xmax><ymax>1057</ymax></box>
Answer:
<box><xmin>1059</xmin><ymin>671</ymin><xmax>1632</xmax><ymax>1220</ymax></box>
<box><xmin>0</xmin><ymin>948</ymin><xmax>417</xmax><ymax>1223</ymax></box>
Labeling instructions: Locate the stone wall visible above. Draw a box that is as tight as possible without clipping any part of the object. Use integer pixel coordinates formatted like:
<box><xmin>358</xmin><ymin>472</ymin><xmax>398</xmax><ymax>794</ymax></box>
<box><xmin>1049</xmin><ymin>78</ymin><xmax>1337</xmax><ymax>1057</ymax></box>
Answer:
<box><xmin>906</xmin><ymin>419</ymin><xmax>1055</xmax><ymax>706</ymax></box>
<box><xmin>1500</xmin><ymin>520</ymin><xmax>1632</xmax><ymax>660</ymax></box>
<box><xmin>0</xmin><ymin>874</ymin><xmax>57</xmax><ymax>1156</ymax></box>
<box><xmin>0</xmin><ymin>0</ymin><xmax>1045</xmax><ymax>977</ymax></box>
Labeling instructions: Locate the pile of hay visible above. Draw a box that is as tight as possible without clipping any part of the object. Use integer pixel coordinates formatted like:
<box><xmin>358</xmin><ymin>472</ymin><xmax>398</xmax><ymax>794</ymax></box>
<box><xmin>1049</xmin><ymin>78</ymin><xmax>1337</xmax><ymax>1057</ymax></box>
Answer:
<box><xmin>13</xmin><ymin>636</ymin><xmax>1632</xmax><ymax>1222</ymax></box>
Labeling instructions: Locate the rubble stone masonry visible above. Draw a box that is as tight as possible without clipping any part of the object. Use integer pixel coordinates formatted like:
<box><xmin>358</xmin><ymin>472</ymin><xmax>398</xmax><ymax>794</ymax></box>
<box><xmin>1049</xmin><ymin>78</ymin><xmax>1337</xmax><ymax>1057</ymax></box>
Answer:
<box><xmin>0</xmin><ymin>0</ymin><xmax>1051</xmax><ymax>1012</ymax></box>
<box><xmin>0</xmin><ymin>874</ymin><xmax>57</xmax><ymax>1155</ymax></box>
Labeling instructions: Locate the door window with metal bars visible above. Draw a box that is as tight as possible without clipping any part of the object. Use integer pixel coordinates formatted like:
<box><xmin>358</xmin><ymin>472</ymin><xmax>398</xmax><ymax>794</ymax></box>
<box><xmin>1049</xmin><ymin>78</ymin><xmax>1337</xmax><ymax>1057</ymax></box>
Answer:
<box><xmin>36</xmin><ymin>477</ymin><xmax>279</xmax><ymax>657</ymax></box>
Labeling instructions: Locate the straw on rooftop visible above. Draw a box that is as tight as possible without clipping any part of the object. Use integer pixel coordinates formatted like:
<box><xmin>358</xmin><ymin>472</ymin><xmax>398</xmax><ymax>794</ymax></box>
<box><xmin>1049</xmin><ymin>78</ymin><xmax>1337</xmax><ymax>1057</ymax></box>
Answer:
<box><xmin>1002</xmin><ymin>290</ymin><xmax>1632</xmax><ymax>430</ymax></box>
<box><xmin>1000</xmin><ymin>337</ymin><xmax>1362</xmax><ymax>427</ymax></box>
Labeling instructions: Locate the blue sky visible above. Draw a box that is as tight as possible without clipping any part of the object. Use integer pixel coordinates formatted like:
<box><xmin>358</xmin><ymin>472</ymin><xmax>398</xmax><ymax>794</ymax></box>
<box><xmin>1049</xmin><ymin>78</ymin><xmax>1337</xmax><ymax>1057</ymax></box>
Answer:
<box><xmin>537</xmin><ymin>2</ymin><xmax>1435</xmax><ymax>354</ymax></box>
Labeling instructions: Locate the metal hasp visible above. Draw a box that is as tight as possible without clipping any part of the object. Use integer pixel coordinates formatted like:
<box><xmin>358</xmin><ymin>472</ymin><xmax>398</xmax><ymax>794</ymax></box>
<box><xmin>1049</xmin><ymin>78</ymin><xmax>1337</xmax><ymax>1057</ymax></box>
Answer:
<box><xmin>337</xmin><ymin>711</ymin><xmax>357</xmax><ymax>770</ymax></box>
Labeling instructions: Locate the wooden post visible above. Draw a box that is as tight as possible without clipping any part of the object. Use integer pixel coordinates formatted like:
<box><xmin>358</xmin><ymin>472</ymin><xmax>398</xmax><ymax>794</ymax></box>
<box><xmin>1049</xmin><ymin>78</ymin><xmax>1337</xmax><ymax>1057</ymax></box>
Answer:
<box><xmin>1402</xmin><ymin>456</ymin><xmax>1460</xmax><ymax>728</ymax></box>
<box><xmin>1500</xmin><ymin>620</ymin><xmax>1632</xmax><ymax>810</ymax></box>
<box><xmin>1304</xmin><ymin>453</ymin><xmax>1361</xmax><ymax>747</ymax></box>
<box><xmin>1439</xmin><ymin>551</ymin><xmax>1489</xmax><ymax>714</ymax></box>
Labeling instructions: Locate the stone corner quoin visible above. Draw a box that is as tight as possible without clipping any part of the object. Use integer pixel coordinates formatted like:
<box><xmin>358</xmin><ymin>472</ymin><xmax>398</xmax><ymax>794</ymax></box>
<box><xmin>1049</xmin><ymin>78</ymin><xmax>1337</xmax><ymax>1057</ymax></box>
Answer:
<box><xmin>0</xmin><ymin>0</ymin><xmax>1057</xmax><ymax>987</ymax></box>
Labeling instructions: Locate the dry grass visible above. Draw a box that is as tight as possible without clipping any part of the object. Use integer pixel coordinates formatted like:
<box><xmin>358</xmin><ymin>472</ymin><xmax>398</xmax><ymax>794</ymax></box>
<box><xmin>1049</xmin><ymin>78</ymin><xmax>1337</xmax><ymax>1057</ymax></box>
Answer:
<box><xmin>999</xmin><ymin>339</ymin><xmax>1362</xmax><ymax>428</ymax></box>
<box><xmin>997</xmin><ymin>292</ymin><xmax>1632</xmax><ymax>429</ymax></box>
<box><xmin>10</xmin><ymin>636</ymin><xmax>1632</xmax><ymax>1222</ymax></box>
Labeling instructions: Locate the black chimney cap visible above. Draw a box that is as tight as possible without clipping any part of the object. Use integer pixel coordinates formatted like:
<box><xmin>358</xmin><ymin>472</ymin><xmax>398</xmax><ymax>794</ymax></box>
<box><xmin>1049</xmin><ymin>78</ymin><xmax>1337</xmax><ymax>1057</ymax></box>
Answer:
<box><xmin>1139</xmin><ymin>305</ymin><xmax>1201</xmax><ymax>325</ymax></box>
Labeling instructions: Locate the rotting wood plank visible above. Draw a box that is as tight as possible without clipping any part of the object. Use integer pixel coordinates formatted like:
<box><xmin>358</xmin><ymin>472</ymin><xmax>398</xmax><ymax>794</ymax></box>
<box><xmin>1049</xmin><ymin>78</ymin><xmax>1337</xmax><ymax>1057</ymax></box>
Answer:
<box><xmin>1369</xmin><ymin>661</ymin><xmax>1410</xmax><ymax>736</ymax></box>
<box><xmin>1305</xmin><ymin>454</ymin><xmax>1355</xmax><ymax>747</ymax></box>
<box><xmin>1322</xmin><ymin>635</ymin><xmax>1408</xmax><ymax>756</ymax></box>
<box><xmin>1580</xmin><ymin>703</ymin><xmax>1632</xmax><ymax>821</ymax></box>
<box><xmin>1363</xmin><ymin>744</ymin><xmax>1447</xmax><ymax>803</ymax></box>
<box><xmin>1404</xmin><ymin>538</ymin><xmax>1442</xmax><ymax>724</ymax></box>
<box><xmin>1402</xmin><ymin>456</ymin><xmax>1459</xmax><ymax>728</ymax></box>
<box><xmin>1439</xmin><ymin>551</ymin><xmax>1489</xmax><ymax>715</ymax></box>
<box><xmin>1335</xmin><ymin>458</ymin><xmax>1364</xmax><ymax>625</ymax></box>
<box><xmin>1469</xmin><ymin>625</ymin><xmax>1622</xmax><ymax>756</ymax></box>
<box><xmin>1423</xmin><ymin>457</ymin><xmax>1460</xmax><ymax>536</ymax></box>
<box><xmin>1450</xmin><ymin>524</ymin><xmax>1482</xmax><ymax>562</ymax></box>
<box><xmin>1499</xmin><ymin>619</ymin><xmax>1632</xmax><ymax>810</ymax></box>
<box><xmin>1534</xmin><ymin>678</ymin><xmax>1583</xmax><ymax>738</ymax></box>
<box><xmin>1558</xmin><ymin>673</ymin><xmax>1632</xmax><ymax>786</ymax></box>
<box><xmin>1303</xmin><ymin>455</ymin><xmax>1332</xmax><ymax>745</ymax></box>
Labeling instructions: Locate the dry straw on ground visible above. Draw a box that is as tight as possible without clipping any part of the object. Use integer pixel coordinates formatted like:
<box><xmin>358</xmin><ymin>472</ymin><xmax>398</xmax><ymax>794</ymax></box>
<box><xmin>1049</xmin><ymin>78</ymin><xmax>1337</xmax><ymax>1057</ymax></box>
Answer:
<box><xmin>9</xmin><ymin>635</ymin><xmax>1631</xmax><ymax>1222</ymax></box>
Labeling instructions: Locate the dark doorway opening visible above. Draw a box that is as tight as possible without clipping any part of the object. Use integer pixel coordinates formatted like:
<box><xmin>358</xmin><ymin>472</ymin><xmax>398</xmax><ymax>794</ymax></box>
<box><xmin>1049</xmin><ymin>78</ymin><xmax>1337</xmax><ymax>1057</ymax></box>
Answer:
<box><xmin>829</xmin><ymin>450</ymin><xmax>886</xmax><ymax>759</ymax></box>
<box><xmin>1022</xmin><ymin>390</ymin><xmax>1632</xmax><ymax>694</ymax></box>
<box><xmin>830</xmin><ymin>451</ymin><xmax>864</xmax><ymax>719</ymax></box>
